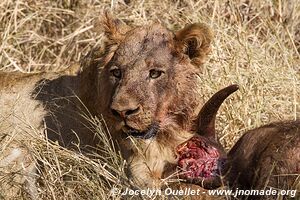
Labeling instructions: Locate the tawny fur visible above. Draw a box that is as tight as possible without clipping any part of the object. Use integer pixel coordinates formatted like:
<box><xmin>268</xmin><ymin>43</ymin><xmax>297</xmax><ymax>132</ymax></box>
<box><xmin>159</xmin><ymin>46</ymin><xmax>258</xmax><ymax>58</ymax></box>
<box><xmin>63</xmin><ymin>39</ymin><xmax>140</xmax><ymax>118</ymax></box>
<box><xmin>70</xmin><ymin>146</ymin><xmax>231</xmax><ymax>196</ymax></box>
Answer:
<box><xmin>0</xmin><ymin>64</ymin><xmax>99</xmax><ymax>197</ymax></box>
<box><xmin>0</xmin><ymin>13</ymin><xmax>214</xmax><ymax>195</ymax></box>
<box><xmin>0</xmin><ymin>72</ymin><xmax>50</xmax><ymax>198</ymax></box>
<box><xmin>96</xmin><ymin>14</ymin><xmax>214</xmax><ymax>187</ymax></box>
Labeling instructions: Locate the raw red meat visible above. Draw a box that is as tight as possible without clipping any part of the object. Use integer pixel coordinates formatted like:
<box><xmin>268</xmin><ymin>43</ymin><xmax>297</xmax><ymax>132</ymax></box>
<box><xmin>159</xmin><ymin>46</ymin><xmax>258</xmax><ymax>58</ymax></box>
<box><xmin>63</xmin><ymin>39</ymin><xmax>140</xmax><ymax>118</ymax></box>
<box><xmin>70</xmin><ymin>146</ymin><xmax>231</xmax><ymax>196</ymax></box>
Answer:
<box><xmin>176</xmin><ymin>136</ymin><xmax>222</xmax><ymax>180</ymax></box>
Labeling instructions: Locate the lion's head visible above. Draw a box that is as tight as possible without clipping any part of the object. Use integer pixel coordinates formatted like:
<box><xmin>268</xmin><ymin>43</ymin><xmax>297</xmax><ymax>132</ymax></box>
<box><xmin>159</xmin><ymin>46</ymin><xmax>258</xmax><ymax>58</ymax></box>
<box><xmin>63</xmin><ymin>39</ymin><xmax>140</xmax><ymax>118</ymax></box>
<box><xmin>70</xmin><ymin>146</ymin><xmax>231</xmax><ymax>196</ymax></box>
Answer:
<box><xmin>95</xmin><ymin>14</ymin><xmax>213</xmax><ymax>155</ymax></box>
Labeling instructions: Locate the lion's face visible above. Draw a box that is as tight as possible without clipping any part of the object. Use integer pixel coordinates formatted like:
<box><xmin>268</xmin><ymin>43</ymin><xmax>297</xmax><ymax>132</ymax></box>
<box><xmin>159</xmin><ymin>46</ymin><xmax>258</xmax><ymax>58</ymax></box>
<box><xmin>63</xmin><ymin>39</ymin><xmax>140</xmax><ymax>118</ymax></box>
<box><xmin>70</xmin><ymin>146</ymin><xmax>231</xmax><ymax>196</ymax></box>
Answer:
<box><xmin>97</xmin><ymin>16</ymin><xmax>213</xmax><ymax>143</ymax></box>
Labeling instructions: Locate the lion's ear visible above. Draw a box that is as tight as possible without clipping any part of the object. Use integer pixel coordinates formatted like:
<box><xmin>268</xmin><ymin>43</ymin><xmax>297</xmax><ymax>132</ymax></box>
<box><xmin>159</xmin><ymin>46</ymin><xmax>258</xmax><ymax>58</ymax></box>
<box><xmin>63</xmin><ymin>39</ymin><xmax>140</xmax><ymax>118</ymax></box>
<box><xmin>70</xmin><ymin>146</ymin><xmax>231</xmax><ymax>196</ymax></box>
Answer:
<box><xmin>102</xmin><ymin>11</ymin><xmax>130</xmax><ymax>44</ymax></box>
<box><xmin>84</xmin><ymin>12</ymin><xmax>131</xmax><ymax>69</ymax></box>
<box><xmin>175</xmin><ymin>23</ymin><xmax>213</xmax><ymax>66</ymax></box>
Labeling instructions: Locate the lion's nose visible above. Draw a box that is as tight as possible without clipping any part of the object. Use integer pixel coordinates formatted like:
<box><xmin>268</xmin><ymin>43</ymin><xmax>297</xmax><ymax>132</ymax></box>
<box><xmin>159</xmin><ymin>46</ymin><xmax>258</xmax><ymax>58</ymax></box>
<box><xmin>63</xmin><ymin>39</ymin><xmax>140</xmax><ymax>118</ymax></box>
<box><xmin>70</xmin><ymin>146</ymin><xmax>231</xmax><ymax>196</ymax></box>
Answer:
<box><xmin>111</xmin><ymin>106</ymin><xmax>141</xmax><ymax>119</ymax></box>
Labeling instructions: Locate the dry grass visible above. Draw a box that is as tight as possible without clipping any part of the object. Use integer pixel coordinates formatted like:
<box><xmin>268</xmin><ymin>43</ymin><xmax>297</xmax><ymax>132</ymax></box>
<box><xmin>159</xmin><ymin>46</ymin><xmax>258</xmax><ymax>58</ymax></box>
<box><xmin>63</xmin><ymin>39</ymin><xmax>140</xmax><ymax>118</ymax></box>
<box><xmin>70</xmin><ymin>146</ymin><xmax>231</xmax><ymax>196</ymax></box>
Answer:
<box><xmin>0</xmin><ymin>0</ymin><xmax>299</xmax><ymax>199</ymax></box>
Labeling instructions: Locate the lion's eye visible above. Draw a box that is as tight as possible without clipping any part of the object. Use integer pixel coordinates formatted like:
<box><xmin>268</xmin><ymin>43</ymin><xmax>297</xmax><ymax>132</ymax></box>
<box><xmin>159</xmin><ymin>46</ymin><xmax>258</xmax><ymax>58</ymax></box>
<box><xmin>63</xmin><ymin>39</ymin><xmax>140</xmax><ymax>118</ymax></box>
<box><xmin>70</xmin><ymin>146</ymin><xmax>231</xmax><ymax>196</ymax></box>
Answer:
<box><xmin>149</xmin><ymin>69</ymin><xmax>164</xmax><ymax>79</ymax></box>
<box><xmin>110</xmin><ymin>68</ymin><xmax>122</xmax><ymax>79</ymax></box>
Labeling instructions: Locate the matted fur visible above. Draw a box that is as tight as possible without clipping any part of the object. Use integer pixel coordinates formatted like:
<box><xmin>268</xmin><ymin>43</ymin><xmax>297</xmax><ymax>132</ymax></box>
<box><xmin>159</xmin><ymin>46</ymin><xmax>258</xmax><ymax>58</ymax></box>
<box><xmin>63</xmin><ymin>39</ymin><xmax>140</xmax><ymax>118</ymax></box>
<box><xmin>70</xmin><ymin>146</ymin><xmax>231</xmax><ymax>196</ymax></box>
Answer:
<box><xmin>96</xmin><ymin>13</ymin><xmax>214</xmax><ymax>187</ymax></box>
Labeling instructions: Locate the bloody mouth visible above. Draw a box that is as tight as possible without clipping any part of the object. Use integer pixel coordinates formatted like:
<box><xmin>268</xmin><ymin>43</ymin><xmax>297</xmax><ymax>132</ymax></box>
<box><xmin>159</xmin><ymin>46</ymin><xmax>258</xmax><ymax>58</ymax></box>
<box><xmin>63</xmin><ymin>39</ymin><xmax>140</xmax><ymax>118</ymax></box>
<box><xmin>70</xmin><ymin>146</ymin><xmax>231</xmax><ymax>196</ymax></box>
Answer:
<box><xmin>176</xmin><ymin>136</ymin><xmax>225</xmax><ymax>180</ymax></box>
<box><xmin>123</xmin><ymin>124</ymin><xmax>159</xmax><ymax>139</ymax></box>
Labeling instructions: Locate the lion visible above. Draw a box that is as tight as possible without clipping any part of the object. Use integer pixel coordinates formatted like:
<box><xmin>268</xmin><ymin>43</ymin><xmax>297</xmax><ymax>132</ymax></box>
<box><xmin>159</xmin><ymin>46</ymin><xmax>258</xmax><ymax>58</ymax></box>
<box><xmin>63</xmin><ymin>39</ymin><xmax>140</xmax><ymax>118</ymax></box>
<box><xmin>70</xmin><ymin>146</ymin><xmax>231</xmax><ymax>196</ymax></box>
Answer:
<box><xmin>0</xmin><ymin>13</ymin><xmax>215</xmax><ymax>197</ymax></box>
<box><xmin>96</xmin><ymin>14</ymin><xmax>215</xmax><ymax>187</ymax></box>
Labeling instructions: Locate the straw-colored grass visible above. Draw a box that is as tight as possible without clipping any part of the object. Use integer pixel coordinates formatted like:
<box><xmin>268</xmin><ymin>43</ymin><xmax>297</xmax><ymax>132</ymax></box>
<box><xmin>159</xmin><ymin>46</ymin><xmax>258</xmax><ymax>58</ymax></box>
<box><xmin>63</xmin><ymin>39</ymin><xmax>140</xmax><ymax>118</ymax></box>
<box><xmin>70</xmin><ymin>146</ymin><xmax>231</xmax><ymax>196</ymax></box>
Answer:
<box><xmin>0</xmin><ymin>0</ymin><xmax>299</xmax><ymax>199</ymax></box>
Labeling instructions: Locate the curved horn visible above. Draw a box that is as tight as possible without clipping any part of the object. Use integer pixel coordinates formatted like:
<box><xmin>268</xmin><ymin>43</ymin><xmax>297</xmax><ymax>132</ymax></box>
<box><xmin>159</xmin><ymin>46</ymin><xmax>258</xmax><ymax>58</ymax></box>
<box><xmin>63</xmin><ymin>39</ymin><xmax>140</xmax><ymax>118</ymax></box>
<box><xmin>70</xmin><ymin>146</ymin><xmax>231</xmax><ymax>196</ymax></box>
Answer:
<box><xmin>197</xmin><ymin>84</ymin><xmax>239</xmax><ymax>137</ymax></box>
